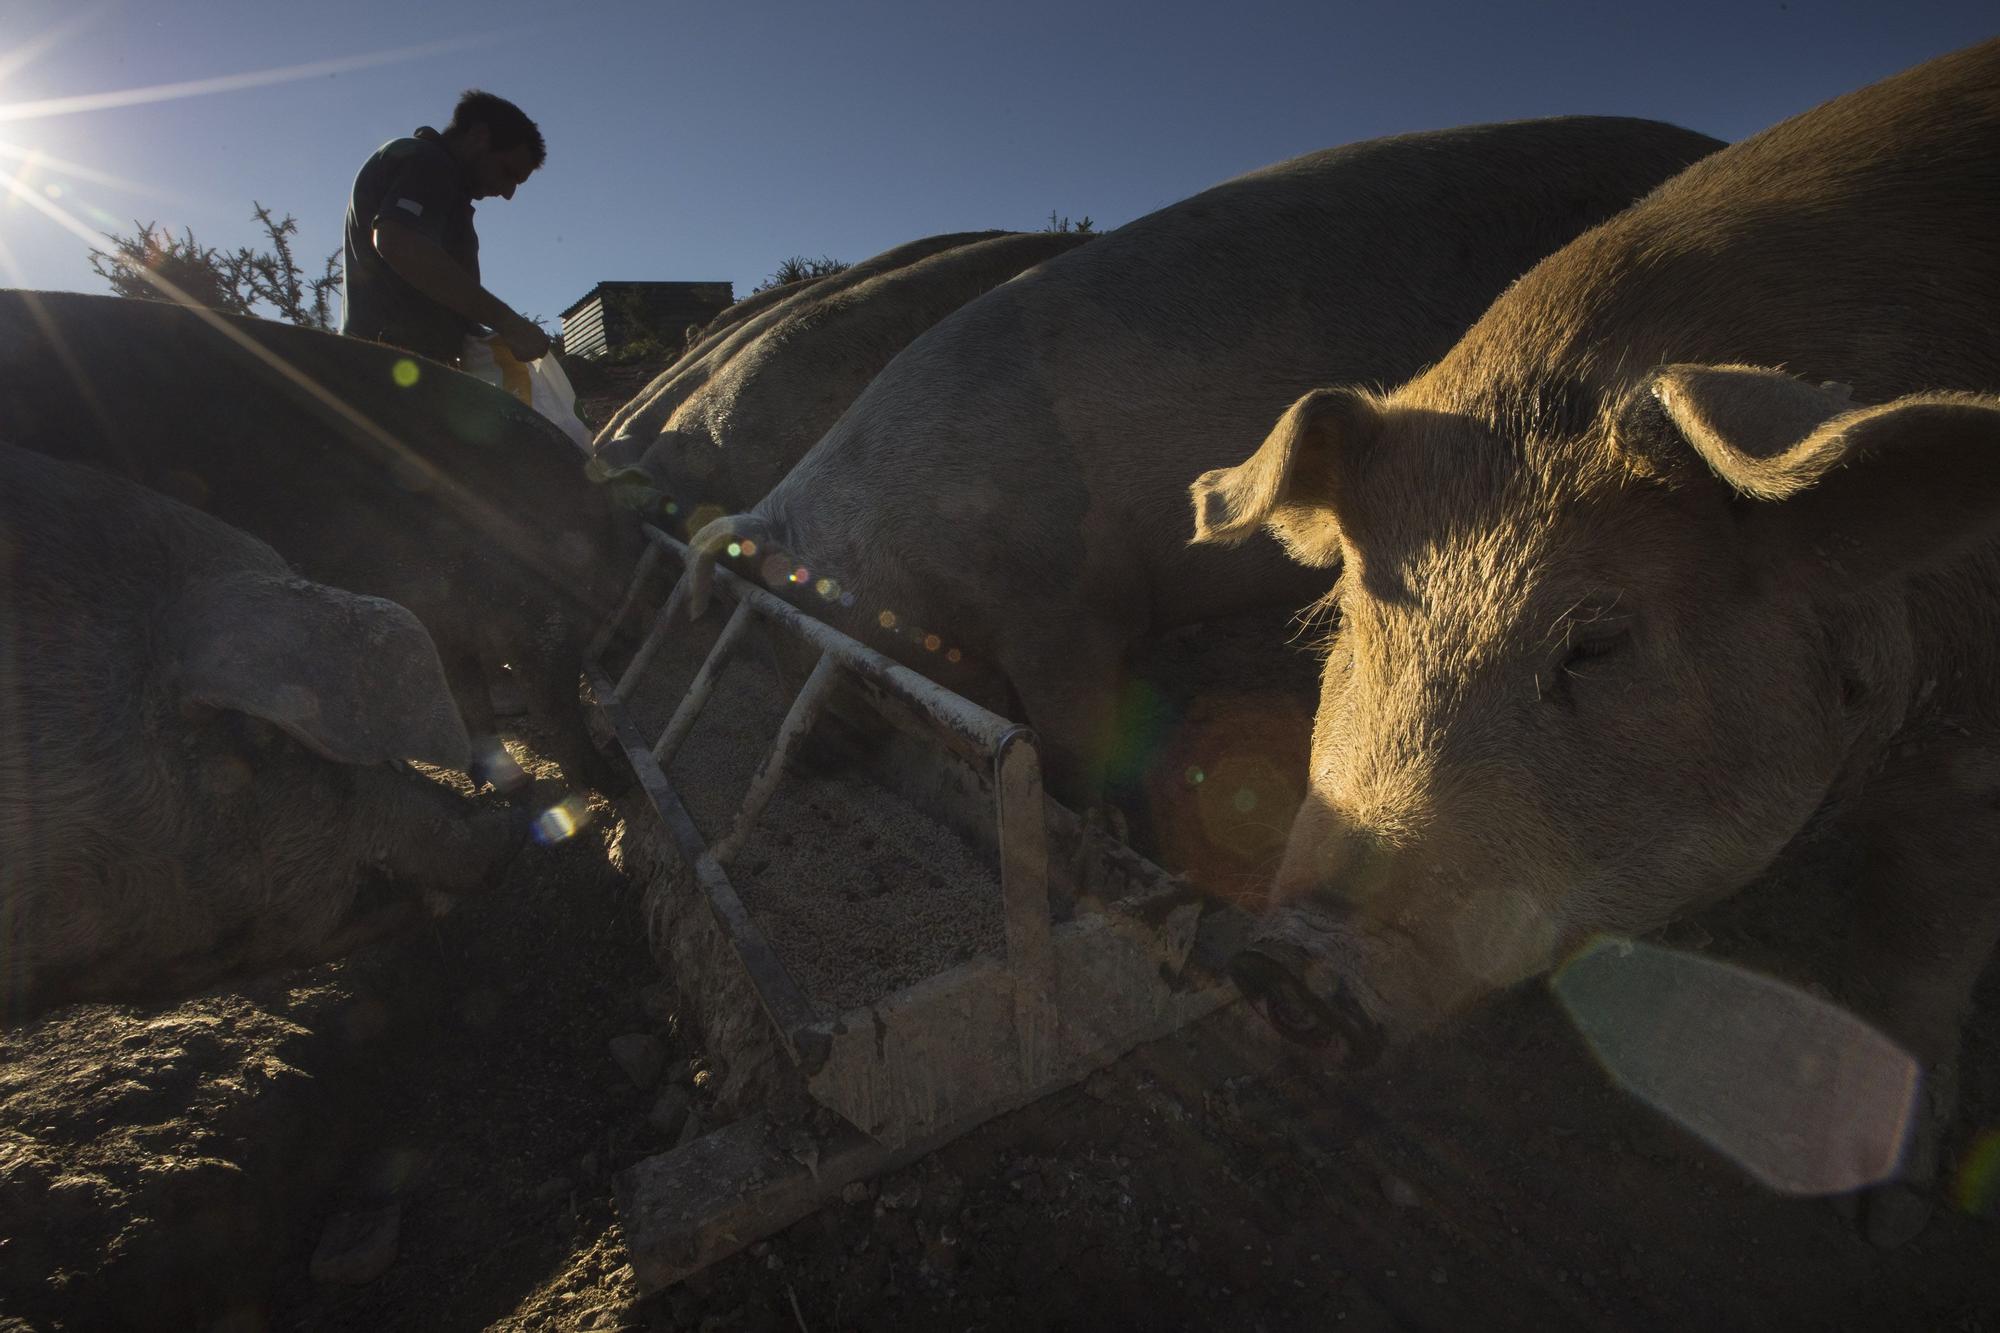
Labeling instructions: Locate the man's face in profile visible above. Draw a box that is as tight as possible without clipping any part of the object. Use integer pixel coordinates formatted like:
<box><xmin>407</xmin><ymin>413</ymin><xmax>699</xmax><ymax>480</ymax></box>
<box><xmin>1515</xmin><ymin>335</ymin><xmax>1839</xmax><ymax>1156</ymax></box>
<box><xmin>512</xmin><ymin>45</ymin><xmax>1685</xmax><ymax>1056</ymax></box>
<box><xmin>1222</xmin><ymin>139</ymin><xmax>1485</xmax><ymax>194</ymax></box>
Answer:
<box><xmin>464</xmin><ymin>126</ymin><xmax>539</xmax><ymax>201</ymax></box>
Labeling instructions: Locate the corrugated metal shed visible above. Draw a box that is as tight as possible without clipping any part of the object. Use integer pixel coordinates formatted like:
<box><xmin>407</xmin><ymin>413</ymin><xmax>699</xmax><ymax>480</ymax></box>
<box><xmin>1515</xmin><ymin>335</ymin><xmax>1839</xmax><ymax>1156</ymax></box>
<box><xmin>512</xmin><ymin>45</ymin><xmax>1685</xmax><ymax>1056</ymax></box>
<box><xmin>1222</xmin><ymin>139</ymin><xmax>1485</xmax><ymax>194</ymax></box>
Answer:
<box><xmin>560</xmin><ymin>281</ymin><xmax>735</xmax><ymax>360</ymax></box>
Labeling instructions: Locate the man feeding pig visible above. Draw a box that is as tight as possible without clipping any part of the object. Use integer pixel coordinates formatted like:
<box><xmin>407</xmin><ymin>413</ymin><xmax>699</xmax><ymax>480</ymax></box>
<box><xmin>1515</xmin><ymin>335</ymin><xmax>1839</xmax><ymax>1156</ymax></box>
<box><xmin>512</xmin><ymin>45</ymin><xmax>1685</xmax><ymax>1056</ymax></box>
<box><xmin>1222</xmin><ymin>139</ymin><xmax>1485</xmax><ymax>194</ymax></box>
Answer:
<box><xmin>340</xmin><ymin>88</ymin><xmax>551</xmax><ymax>367</ymax></box>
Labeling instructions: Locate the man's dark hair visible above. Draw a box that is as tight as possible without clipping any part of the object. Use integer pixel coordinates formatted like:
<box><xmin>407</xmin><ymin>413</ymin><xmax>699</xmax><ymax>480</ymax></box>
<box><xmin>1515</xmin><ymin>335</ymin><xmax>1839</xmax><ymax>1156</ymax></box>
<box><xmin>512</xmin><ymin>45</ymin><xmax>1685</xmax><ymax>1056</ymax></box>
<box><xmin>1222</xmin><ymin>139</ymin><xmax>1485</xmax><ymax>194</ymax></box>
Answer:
<box><xmin>447</xmin><ymin>89</ymin><xmax>546</xmax><ymax>168</ymax></box>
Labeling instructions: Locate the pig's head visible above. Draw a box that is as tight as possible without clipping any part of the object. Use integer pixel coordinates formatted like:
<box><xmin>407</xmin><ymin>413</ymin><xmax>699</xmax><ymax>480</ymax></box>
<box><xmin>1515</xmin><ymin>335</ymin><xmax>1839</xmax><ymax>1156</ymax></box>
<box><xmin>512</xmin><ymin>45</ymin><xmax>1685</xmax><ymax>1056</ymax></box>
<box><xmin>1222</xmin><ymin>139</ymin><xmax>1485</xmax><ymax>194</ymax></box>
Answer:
<box><xmin>172</xmin><ymin>570</ymin><xmax>522</xmax><ymax>897</ymax></box>
<box><xmin>1191</xmin><ymin>369</ymin><xmax>2000</xmax><ymax>1063</ymax></box>
<box><xmin>586</xmin><ymin>429</ymin><xmax>732</xmax><ymax>540</ymax></box>
<box><xmin>638</xmin><ymin>427</ymin><xmax>731</xmax><ymax>524</ymax></box>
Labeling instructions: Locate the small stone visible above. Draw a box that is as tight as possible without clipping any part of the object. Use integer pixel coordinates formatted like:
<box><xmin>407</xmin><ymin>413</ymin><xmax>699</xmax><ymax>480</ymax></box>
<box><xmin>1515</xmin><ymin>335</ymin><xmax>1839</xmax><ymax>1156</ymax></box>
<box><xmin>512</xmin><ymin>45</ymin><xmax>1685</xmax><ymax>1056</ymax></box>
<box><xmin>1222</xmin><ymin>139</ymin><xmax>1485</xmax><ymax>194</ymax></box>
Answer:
<box><xmin>1380</xmin><ymin>1173</ymin><xmax>1421</xmax><ymax>1208</ymax></box>
<box><xmin>310</xmin><ymin>1204</ymin><xmax>401</xmax><ymax>1285</ymax></box>
<box><xmin>647</xmin><ymin>1088</ymin><xmax>692</xmax><ymax>1139</ymax></box>
<box><xmin>608</xmin><ymin>1034</ymin><xmax>665</xmax><ymax>1090</ymax></box>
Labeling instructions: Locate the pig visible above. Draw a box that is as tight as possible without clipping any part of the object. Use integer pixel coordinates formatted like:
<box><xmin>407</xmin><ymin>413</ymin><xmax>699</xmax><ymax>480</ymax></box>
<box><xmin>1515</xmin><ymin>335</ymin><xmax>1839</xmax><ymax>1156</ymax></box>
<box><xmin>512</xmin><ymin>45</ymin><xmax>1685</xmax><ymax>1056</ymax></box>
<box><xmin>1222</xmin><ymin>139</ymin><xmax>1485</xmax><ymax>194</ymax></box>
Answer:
<box><xmin>1188</xmin><ymin>38</ymin><xmax>2000</xmax><ymax>1243</ymax></box>
<box><xmin>0</xmin><ymin>442</ymin><xmax>523</xmax><ymax>1023</ymax></box>
<box><xmin>653</xmin><ymin>273</ymin><xmax>830</xmax><ymax>381</ymax></box>
<box><xmin>610</xmin><ymin>230</ymin><xmax>1092</xmax><ymax>520</ymax></box>
<box><xmin>593</xmin><ymin>231</ymin><xmax>1021</xmax><ymax>466</ymax></box>
<box><xmin>0</xmin><ymin>290</ymin><xmax>637</xmax><ymax>793</ymax></box>
<box><xmin>685</xmin><ymin>117</ymin><xmax>1722</xmax><ymax>804</ymax></box>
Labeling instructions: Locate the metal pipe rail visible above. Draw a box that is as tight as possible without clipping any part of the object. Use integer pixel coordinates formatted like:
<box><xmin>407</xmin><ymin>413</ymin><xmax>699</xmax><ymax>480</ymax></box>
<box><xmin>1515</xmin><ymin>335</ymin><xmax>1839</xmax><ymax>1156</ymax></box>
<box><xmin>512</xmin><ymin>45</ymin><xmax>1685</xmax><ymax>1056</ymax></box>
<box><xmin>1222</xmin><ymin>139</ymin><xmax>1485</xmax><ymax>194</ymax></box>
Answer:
<box><xmin>584</xmin><ymin>524</ymin><xmax>1054</xmax><ymax>1078</ymax></box>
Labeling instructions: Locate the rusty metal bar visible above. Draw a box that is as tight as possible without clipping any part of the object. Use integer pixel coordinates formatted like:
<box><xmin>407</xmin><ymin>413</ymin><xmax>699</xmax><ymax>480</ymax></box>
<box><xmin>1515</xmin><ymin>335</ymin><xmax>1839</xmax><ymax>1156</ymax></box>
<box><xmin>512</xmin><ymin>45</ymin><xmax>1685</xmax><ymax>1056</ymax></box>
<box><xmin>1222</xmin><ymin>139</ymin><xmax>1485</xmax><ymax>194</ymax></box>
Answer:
<box><xmin>996</xmin><ymin>728</ymin><xmax>1057</xmax><ymax>1083</ymax></box>
<box><xmin>583</xmin><ymin>661</ymin><xmax>826</xmax><ymax>1068</ymax></box>
<box><xmin>712</xmin><ymin>652</ymin><xmax>839</xmax><ymax>868</ymax></box>
<box><xmin>587</xmin><ymin>537</ymin><xmax>666</xmax><ymax>662</ymax></box>
<box><xmin>652</xmin><ymin>599</ymin><xmax>755</xmax><ymax>766</ymax></box>
<box><xmin>642</xmin><ymin>526</ymin><xmax>1011</xmax><ymax>765</ymax></box>
<box><xmin>614</xmin><ymin>573</ymin><xmax>692</xmax><ymax>702</ymax></box>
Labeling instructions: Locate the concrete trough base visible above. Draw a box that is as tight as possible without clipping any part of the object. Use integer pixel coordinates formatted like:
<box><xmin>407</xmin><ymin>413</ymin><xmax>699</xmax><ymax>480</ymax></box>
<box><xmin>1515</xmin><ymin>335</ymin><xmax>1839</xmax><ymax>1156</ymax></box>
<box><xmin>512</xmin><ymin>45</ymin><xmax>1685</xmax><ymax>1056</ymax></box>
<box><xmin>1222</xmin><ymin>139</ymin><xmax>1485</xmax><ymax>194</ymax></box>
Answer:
<box><xmin>613</xmin><ymin>753</ymin><xmax>1245</xmax><ymax>1292</ymax></box>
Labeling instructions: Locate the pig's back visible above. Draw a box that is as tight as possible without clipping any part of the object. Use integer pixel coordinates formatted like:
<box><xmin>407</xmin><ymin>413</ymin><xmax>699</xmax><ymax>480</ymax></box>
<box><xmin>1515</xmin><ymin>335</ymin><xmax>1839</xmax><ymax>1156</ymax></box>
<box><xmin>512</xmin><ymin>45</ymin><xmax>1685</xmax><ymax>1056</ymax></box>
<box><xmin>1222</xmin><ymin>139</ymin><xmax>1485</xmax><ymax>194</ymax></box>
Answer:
<box><xmin>1432</xmin><ymin>38</ymin><xmax>2000</xmax><ymax>410</ymax></box>
<box><xmin>770</xmin><ymin>116</ymin><xmax>1722</xmax><ymax>621</ymax></box>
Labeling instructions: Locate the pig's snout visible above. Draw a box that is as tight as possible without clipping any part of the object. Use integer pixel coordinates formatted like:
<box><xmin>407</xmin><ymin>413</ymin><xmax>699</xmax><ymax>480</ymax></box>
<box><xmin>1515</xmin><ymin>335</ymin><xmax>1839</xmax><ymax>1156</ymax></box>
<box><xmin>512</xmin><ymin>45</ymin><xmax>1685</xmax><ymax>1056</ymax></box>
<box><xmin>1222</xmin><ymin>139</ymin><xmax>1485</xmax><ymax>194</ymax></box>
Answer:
<box><xmin>1230</xmin><ymin>933</ymin><xmax>1384</xmax><ymax>1069</ymax></box>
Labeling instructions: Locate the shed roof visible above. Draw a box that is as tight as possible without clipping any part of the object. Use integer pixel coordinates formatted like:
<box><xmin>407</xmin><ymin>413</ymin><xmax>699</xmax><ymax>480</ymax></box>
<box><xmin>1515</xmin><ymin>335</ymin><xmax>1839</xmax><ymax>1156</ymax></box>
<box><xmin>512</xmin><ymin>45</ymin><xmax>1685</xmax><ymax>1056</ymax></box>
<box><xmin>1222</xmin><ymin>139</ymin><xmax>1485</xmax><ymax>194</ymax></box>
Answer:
<box><xmin>560</xmin><ymin>280</ymin><xmax>734</xmax><ymax>320</ymax></box>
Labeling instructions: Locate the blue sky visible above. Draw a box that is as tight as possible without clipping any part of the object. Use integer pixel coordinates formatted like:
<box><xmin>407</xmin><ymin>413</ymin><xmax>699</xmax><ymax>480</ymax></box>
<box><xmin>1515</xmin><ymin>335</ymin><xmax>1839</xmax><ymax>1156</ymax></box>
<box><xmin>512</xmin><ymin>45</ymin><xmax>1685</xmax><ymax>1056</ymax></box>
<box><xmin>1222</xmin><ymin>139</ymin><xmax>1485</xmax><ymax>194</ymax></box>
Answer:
<box><xmin>1</xmin><ymin>2</ymin><xmax>1992</xmax><ymax>333</ymax></box>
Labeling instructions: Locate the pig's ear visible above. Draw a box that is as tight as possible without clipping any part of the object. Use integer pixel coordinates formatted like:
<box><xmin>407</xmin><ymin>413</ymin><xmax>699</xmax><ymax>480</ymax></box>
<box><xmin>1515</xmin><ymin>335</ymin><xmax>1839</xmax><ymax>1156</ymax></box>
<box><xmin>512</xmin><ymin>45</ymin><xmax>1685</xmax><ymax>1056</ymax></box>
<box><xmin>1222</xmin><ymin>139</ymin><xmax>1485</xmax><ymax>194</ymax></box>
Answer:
<box><xmin>1188</xmin><ymin>387</ymin><xmax>1376</xmax><ymax>567</ymax></box>
<box><xmin>172</xmin><ymin>572</ymin><xmax>474</xmax><ymax>771</ymax></box>
<box><xmin>1654</xmin><ymin>365</ymin><xmax>2000</xmax><ymax>587</ymax></box>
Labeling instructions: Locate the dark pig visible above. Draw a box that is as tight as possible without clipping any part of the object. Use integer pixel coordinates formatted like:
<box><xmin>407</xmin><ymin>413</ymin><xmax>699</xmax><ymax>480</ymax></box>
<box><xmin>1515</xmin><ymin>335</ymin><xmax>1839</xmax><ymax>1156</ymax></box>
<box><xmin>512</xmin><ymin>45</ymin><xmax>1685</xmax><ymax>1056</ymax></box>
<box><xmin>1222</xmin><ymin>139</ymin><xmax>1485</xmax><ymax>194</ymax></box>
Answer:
<box><xmin>0</xmin><ymin>443</ymin><xmax>521</xmax><ymax>1022</ymax></box>
<box><xmin>0</xmin><ymin>290</ymin><xmax>637</xmax><ymax>791</ymax></box>
<box><xmin>593</xmin><ymin>231</ymin><xmax>1022</xmax><ymax>464</ymax></box>
<box><xmin>609</xmin><ymin>230</ymin><xmax>1093</xmax><ymax>518</ymax></box>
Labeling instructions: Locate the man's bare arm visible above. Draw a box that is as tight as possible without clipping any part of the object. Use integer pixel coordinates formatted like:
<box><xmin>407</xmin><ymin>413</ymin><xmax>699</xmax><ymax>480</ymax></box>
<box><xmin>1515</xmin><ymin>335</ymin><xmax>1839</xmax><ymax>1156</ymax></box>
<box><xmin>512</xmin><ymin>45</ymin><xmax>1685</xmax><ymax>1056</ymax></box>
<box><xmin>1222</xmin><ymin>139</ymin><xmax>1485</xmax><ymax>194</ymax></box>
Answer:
<box><xmin>372</xmin><ymin>225</ymin><xmax>551</xmax><ymax>360</ymax></box>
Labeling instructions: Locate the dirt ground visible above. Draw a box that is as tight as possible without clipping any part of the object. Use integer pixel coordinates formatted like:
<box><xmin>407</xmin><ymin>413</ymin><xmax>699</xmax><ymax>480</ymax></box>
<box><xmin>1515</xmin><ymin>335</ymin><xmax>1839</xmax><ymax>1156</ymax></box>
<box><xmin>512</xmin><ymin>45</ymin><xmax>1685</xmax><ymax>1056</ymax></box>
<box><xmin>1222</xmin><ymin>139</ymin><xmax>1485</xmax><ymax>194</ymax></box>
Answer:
<box><xmin>5</xmin><ymin>355</ymin><xmax>1998</xmax><ymax>1330</ymax></box>
<box><xmin>4</xmin><ymin>645</ymin><xmax>1998</xmax><ymax>1331</ymax></box>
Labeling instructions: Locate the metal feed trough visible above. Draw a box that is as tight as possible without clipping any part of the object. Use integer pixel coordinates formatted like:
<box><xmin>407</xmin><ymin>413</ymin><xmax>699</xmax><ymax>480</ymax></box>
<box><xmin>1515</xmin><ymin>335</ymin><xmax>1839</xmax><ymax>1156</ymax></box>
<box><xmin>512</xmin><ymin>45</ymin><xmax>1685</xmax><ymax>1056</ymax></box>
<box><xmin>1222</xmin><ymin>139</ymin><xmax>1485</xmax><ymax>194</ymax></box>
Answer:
<box><xmin>586</xmin><ymin>525</ymin><xmax>1246</xmax><ymax>1291</ymax></box>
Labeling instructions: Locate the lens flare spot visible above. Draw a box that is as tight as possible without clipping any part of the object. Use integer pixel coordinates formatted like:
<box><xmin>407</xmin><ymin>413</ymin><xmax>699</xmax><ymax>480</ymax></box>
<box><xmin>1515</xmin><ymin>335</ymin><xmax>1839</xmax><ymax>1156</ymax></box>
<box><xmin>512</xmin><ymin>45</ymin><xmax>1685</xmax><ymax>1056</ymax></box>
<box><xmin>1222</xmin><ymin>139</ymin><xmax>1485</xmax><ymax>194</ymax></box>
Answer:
<box><xmin>1554</xmin><ymin>938</ymin><xmax>1920</xmax><ymax>1196</ymax></box>
<box><xmin>759</xmin><ymin>554</ymin><xmax>789</xmax><ymax>585</ymax></box>
<box><xmin>815</xmin><ymin>577</ymin><xmax>839</xmax><ymax>600</ymax></box>
<box><xmin>923</xmin><ymin>634</ymin><xmax>941</xmax><ymax>652</ymax></box>
<box><xmin>1954</xmin><ymin>1129</ymin><xmax>2000</xmax><ymax>1217</ymax></box>
<box><xmin>878</xmin><ymin>610</ymin><xmax>897</xmax><ymax>630</ymax></box>
<box><xmin>391</xmin><ymin>358</ymin><xmax>420</xmax><ymax>388</ymax></box>
<box><xmin>726</xmin><ymin>542</ymin><xmax>741</xmax><ymax>558</ymax></box>
<box><xmin>1186</xmin><ymin>766</ymin><xmax>1205</xmax><ymax>786</ymax></box>
<box><xmin>531</xmin><ymin>794</ymin><xmax>593</xmax><ymax>846</ymax></box>
<box><xmin>790</xmin><ymin>565</ymin><xmax>809</xmax><ymax>584</ymax></box>
<box><xmin>946</xmin><ymin>648</ymin><xmax>962</xmax><ymax>663</ymax></box>
<box><xmin>739</xmin><ymin>538</ymin><xmax>758</xmax><ymax>557</ymax></box>
<box><xmin>690</xmin><ymin>504</ymin><xmax>724</xmax><ymax>535</ymax></box>
<box><xmin>664</xmin><ymin>501</ymin><xmax>679</xmax><ymax>515</ymax></box>
<box><xmin>1190</xmin><ymin>750</ymin><xmax>1297</xmax><ymax>863</ymax></box>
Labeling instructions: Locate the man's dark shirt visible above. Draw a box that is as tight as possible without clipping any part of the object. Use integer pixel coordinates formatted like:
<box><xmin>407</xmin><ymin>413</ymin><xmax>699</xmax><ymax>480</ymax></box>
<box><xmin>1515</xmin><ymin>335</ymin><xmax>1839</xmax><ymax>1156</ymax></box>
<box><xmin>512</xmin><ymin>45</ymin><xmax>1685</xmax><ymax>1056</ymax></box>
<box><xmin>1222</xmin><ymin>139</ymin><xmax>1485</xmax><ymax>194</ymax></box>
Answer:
<box><xmin>340</xmin><ymin>126</ymin><xmax>481</xmax><ymax>364</ymax></box>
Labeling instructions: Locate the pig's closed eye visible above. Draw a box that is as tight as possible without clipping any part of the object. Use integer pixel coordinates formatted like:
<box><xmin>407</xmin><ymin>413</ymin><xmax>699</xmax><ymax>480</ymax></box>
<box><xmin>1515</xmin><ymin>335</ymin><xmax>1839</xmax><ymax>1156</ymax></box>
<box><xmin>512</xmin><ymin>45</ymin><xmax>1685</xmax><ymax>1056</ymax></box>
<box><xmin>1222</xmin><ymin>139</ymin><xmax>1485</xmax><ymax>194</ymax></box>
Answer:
<box><xmin>1543</xmin><ymin>626</ymin><xmax>1631</xmax><ymax>709</ymax></box>
<box><xmin>1563</xmin><ymin>628</ymin><xmax>1630</xmax><ymax>676</ymax></box>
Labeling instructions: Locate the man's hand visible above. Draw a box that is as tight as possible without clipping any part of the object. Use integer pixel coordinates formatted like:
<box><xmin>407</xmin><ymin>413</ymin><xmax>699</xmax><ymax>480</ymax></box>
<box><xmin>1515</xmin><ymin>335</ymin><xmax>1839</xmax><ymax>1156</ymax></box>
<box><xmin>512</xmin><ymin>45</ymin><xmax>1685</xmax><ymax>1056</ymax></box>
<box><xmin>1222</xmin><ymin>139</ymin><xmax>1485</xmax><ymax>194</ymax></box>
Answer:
<box><xmin>373</xmin><ymin>224</ymin><xmax>549</xmax><ymax>361</ymax></box>
<box><xmin>498</xmin><ymin>312</ymin><xmax>551</xmax><ymax>362</ymax></box>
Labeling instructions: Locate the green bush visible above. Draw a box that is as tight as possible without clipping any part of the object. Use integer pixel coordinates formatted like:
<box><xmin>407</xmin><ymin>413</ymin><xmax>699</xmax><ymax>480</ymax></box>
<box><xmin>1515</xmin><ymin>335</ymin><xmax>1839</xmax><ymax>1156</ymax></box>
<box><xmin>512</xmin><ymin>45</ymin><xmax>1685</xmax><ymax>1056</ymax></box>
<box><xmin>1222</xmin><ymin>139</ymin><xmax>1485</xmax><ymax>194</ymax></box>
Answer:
<box><xmin>751</xmin><ymin>254</ymin><xmax>849</xmax><ymax>295</ymax></box>
<box><xmin>88</xmin><ymin>203</ymin><xmax>342</xmax><ymax>328</ymax></box>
